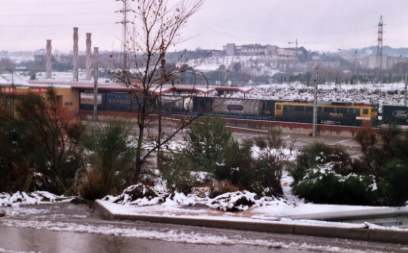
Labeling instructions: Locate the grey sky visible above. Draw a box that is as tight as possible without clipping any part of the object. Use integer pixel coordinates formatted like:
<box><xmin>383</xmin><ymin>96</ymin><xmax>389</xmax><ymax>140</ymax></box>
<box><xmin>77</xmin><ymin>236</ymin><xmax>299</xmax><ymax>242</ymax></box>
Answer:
<box><xmin>1</xmin><ymin>0</ymin><xmax>408</xmax><ymax>52</ymax></box>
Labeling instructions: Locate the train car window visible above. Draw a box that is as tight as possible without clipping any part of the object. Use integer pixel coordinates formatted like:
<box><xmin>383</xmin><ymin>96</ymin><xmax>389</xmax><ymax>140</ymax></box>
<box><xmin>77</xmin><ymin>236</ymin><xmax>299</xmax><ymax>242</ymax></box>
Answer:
<box><xmin>276</xmin><ymin>104</ymin><xmax>282</xmax><ymax>110</ymax></box>
<box><xmin>305</xmin><ymin>106</ymin><xmax>313</xmax><ymax>112</ymax></box>
<box><xmin>363</xmin><ymin>108</ymin><xmax>369</xmax><ymax>115</ymax></box>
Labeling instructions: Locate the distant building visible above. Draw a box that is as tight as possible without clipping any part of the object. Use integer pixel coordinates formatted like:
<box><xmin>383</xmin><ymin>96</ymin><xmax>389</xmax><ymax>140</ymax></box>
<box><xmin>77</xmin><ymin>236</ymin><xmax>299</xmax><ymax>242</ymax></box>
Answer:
<box><xmin>223</xmin><ymin>43</ymin><xmax>237</xmax><ymax>56</ymax></box>
<box><xmin>223</xmin><ymin>43</ymin><xmax>298</xmax><ymax>60</ymax></box>
<box><xmin>360</xmin><ymin>55</ymin><xmax>408</xmax><ymax>70</ymax></box>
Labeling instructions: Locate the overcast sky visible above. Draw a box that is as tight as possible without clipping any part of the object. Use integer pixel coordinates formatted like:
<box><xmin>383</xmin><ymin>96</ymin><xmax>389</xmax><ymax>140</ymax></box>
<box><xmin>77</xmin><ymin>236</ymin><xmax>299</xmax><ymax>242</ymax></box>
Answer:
<box><xmin>1</xmin><ymin>0</ymin><xmax>408</xmax><ymax>52</ymax></box>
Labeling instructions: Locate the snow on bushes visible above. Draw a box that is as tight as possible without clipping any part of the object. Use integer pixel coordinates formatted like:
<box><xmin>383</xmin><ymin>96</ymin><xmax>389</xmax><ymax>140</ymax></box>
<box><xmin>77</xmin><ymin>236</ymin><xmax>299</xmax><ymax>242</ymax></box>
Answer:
<box><xmin>293</xmin><ymin>163</ymin><xmax>377</xmax><ymax>205</ymax></box>
<box><xmin>103</xmin><ymin>185</ymin><xmax>289</xmax><ymax>213</ymax></box>
<box><xmin>103</xmin><ymin>184</ymin><xmax>168</xmax><ymax>207</ymax></box>
<box><xmin>207</xmin><ymin>191</ymin><xmax>256</xmax><ymax>212</ymax></box>
<box><xmin>0</xmin><ymin>191</ymin><xmax>69</xmax><ymax>207</ymax></box>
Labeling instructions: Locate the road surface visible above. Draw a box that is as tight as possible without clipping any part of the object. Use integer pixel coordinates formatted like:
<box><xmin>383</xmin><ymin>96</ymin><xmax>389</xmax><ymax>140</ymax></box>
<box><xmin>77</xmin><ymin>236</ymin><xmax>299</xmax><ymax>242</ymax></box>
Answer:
<box><xmin>0</xmin><ymin>203</ymin><xmax>405</xmax><ymax>253</ymax></box>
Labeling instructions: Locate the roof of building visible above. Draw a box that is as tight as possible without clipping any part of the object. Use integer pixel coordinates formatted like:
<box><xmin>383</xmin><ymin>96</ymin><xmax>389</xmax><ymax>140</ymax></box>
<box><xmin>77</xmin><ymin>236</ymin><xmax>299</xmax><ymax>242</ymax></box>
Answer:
<box><xmin>0</xmin><ymin>73</ymin><xmax>29</xmax><ymax>86</ymax></box>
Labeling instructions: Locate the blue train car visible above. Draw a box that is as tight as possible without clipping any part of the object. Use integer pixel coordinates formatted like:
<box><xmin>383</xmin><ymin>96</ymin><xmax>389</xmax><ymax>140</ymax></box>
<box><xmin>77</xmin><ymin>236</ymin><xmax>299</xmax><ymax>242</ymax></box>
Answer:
<box><xmin>382</xmin><ymin>105</ymin><xmax>408</xmax><ymax>125</ymax></box>
<box><xmin>105</xmin><ymin>92</ymin><xmax>131</xmax><ymax>111</ymax></box>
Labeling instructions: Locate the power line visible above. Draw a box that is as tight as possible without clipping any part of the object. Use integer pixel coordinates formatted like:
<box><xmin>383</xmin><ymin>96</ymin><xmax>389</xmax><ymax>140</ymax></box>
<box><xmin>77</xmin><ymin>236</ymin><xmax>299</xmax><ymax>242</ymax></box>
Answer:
<box><xmin>116</xmin><ymin>0</ymin><xmax>135</xmax><ymax>71</ymax></box>
<box><xmin>0</xmin><ymin>23</ymin><xmax>115</xmax><ymax>28</ymax></box>
<box><xmin>377</xmin><ymin>15</ymin><xmax>384</xmax><ymax>71</ymax></box>
<box><xmin>0</xmin><ymin>12</ymin><xmax>114</xmax><ymax>17</ymax></box>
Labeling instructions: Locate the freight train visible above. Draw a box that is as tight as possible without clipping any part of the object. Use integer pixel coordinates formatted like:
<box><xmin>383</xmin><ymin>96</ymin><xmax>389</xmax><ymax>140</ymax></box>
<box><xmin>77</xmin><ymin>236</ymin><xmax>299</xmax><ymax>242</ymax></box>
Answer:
<box><xmin>78</xmin><ymin>90</ymin><xmax>408</xmax><ymax>127</ymax></box>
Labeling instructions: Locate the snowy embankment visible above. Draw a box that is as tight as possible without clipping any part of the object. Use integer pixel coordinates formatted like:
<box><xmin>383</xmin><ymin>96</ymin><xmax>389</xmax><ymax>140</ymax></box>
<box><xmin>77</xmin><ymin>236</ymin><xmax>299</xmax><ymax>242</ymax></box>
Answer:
<box><xmin>99</xmin><ymin>183</ymin><xmax>408</xmax><ymax>232</ymax></box>
<box><xmin>0</xmin><ymin>191</ymin><xmax>71</xmax><ymax>207</ymax></box>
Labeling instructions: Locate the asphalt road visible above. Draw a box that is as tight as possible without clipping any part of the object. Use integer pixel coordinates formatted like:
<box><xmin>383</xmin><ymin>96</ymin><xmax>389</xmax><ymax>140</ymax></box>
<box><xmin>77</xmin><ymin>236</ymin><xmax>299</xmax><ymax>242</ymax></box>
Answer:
<box><xmin>0</xmin><ymin>203</ymin><xmax>406</xmax><ymax>253</ymax></box>
<box><xmin>0</xmin><ymin>225</ymin><xmax>306</xmax><ymax>253</ymax></box>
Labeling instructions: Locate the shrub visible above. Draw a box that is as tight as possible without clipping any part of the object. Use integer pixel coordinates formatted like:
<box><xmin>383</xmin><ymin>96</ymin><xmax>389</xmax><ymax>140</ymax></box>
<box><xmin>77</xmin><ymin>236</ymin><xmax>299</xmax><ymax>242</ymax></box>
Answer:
<box><xmin>213</xmin><ymin>129</ymin><xmax>288</xmax><ymax>197</ymax></box>
<box><xmin>164</xmin><ymin>120</ymin><xmax>288</xmax><ymax>198</ymax></box>
<box><xmin>77</xmin><ymin>168</ymin><xmax>106</xmax><ymax>200</ymax></box>
<box><xmin>185</xmin><ymin>117</ymin><xmax>233</xmax><ymax>173</ymax></box>
<box><xmin>161</xmin><ymin>151</ymin><xmax>196</xmax><ymax>194</ymax></box>
<box><xmin>292</xmin><ymin>142</ymin><xmax>353</xmax><ymax>183</ymax></box>
<box><xmin>380</xmin><ymin>159</ymin><xmax>408</xmax><ymax>206</ymax></box>
<box><xmin>163</xmin><ymin>116</ymin><xmax>237</xmax><ymax>194</ymax></box>
<box><xmin>250</xmin><ymin>129</ymin><xmax>291</xmax><ymax>196</ymax></box>
<box><xmin>0</xmin><ymin>89</ymin><xmax>85</xmax><ymax>194</ymax></box>
<box><xmin>214</xmin><ymin>139</ymin><xmax>254</xmax><ymax>190</ymax></box>
<box><xmin>355</xmin><ymin>127</ymin><xmax>408</xmax><ymax>206</ymax></box>
<box><xmin>293</xmin><ymin>163</ymin><xmax>376</xmax><ymax>205</ymax></box>
<box><xmin>79</xmin><ymin>120</ymin><xmax>135</xmax><ymax>199</ymax></box>
<box><xmin>291</xmin><ymin>142</ymin><xmax>378</xmax><ymax>205</ymax></box>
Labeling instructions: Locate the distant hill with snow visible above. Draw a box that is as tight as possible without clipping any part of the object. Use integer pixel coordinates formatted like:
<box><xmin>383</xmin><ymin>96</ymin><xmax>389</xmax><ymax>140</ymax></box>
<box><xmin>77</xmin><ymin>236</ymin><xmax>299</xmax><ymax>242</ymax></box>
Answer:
<box><xmin>179</xmin><ymin>55</ymin><xmax>281</xmax><ymax>77</ymax></box>
<box><xmin>340</xmin><ymin>46</ymin><xmax>408</xmax><ymax>58</ymax></box>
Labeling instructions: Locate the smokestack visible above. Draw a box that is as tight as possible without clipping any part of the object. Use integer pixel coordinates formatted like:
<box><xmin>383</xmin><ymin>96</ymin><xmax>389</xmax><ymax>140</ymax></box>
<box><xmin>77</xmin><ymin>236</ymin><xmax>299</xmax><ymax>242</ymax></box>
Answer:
<box><xmin>73</xmin><ymin>27</ymin><xmax>79</xmax><ymax>82</ymax></box>
<box><xmin>93</xmin><ymin>47</ymin><xmax>99</xmax><ymax>80</ymax></box>
<box><xmin>85</xmin><ymin>33</ymin><xmax>92</xmax><ymax>80</ymax></box>
<box><xmin>46</xmin><ymin>39</ymin><xmax>52</xmax><ymax>79</ymax></box>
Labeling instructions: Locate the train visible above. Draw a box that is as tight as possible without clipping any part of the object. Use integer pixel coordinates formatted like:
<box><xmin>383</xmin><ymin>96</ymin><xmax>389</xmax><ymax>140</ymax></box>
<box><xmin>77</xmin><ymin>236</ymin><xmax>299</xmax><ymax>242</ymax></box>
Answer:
<box><xmin>2</xmin><ymin>85</ymin><xmax>407</xmax><ymax>128</ymax></box>
<box><xmin>78</xmin><ymin>90</ymin><xmax>408</xmax><ymax>127</ymax></box>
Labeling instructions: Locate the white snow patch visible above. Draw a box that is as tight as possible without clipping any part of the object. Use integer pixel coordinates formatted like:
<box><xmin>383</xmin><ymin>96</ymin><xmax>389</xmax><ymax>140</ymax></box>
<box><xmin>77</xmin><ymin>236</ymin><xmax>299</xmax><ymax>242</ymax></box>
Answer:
<box><xmin>0</xmin><ymin>192</ymin><xmax>71</xmax><ymax>207</ymax></box>
<box><xmin>226</xmin><ymin>82</ymin><xmax>408</xmax><ymax>105</ymax></box>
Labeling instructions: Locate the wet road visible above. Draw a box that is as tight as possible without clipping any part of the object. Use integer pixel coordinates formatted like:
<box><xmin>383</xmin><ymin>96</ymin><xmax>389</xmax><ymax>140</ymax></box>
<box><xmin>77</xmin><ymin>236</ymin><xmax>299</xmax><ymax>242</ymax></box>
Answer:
<box><xmin>0</xmin><ymin>225</ymin><xmax>307</xmax><ymax>253</ymax></box>
<box><xmin>0</xmin><ymin>204</ymin><xmax>406</xmax><ymax>253</ymax></box>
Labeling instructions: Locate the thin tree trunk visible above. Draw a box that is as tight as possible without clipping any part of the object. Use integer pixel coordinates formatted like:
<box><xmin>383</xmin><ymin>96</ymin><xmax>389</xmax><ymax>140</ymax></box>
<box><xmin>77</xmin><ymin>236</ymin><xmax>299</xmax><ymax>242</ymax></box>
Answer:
<box><xmin>134</xmin><ymin>94</ymin><xmax>147</xmax><ymax>181</ymax></box>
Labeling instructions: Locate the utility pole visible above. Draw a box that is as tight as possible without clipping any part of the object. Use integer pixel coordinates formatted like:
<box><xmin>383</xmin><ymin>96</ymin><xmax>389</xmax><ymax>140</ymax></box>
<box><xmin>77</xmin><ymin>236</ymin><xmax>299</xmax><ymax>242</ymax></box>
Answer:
<box><xmin>46</xmin><ymin>39</ymin><xmax>52</xmax><ymax>79</ymax></box>
<box><xmin>116</xmin><ymin>0</ymin><xmax>135</xmax><ymax>71</ymax></box>
<box><xmin>312</xmin><ymin>66</ymin><xmax>319</xmax><ymax>138</ymax></box>
<box><xmin>405</xmin><ymin>75</ymin><xmax>408</xmax><ymax>107</ymax></box>
<box><xmin>93</xmin><ymin>47</ymin><xmax>99</xmax><ymax>122</ymax></box>
<box><xmin>377</xmin><ymin>16</ymin><xmax>384</xmax><ymax>77</ymax></box>
<box><xmin>6</xmin><ymin>69</ymin><xmax>15</xmax><ymax>119</ymax></box>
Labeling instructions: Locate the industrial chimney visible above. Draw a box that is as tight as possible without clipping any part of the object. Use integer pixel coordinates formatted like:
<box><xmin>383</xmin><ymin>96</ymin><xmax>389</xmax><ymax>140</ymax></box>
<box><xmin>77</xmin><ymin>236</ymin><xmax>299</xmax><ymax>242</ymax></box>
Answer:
<box><xmin>85</xmin><ymin>33</ymin><xmax>92</xmax><ymax>80</ymax></box>
<box><xmin>73</xmin><ymin>27</ymin><xmax>79</xmax><ymax>82</ymax></box>
<box><xmin>46</xmin><ymin>39</ymin><xmax>52</xmax><ymax>79</ymax></box>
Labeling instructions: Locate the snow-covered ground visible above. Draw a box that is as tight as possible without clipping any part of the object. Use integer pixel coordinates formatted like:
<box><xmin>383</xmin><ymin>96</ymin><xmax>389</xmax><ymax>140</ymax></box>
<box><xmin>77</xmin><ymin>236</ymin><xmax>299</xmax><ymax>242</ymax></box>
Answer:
<box><xmin>0</xmin><ymin>191</ymin><xmax>71</xmax><ymax>207</ymax></box>
<box><xmin>229</xmin><ymin>82</ymin><xmax>408</xmax><ymax>105</ymax></box>
<box><xmin>99</xmin><ymin>194</ymin><xmax>408</xmax><ymax>229</ymax></box>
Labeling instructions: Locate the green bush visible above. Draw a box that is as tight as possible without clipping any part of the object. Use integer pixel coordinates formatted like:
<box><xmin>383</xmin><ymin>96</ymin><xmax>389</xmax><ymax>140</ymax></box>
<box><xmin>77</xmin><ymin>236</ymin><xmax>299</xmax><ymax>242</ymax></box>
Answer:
<box><xmin>161</xmin><ymin>152</ymin><xmax>197</xmax><ymax>194</ymax></box>
<box><xmin>164</xmin><ymin>119</ymin><xmax>289</xmax><ymax>198</ymax></box>
<box><xmin>380</xmin><ymin>159</ymin><xmax>408</xmax><ymax>206</ymax></box>
<box><xmin>214</xmin><ymin>139</ymin><xmax>255</xmax><ymax>191</ymax></box>
<box><xmin>0</xmin><ymin>89</ymin><xmax>85</xmax><ymax>194</ymax></box>
<box><xmin>162</xmin><ymin>117</ymin><xmax>233</xmax><ymax>194</ymax></box>
<box><xmin>293</xmin><ymin>163</ymin><xmax>376</xmax><ymax>205</ymax></box>
<box><xmin>185</xmin><ymin>117</ymin><xmax>233</xmax><ymax>173</ymax></box>
<box><xmin>79</xmin><ymin>120</ymin><xmax>135</xmax><ymax>200</ymax></box>
<box><xmin>292</xmin><ymin>142</ymin><xmax>353</xmax><ymax>183</ymax></box>
<box><xmin>291</xmin><ymin>142</ymin><xmax>378</xmax><ymax>205</ymax></box>
<box><xmin>355</xmin><ymin>127</ymin><xmax>408</xmax><ymax>206</ymax></box>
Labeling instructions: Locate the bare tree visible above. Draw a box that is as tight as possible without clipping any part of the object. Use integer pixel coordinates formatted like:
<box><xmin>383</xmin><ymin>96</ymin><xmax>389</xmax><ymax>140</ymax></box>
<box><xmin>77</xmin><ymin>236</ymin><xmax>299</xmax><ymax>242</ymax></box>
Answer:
<box><xmin>117</xmin><ymin>0</ymin><xmax>203</xmax><ymax>181</ymax></box>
